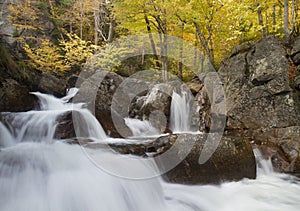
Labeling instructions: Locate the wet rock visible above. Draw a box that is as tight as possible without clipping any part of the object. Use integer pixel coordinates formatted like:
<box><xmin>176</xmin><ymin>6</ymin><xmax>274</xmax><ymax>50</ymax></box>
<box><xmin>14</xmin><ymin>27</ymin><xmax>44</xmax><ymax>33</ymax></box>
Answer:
<box><xmin>157</xmin><ymin>133</ymin><xmax>256</xmax><ymax>184</ymax></box>
<box><xmin>0</xmin><ymin>79</ymin><xmax>37</xmax><ymax>112</ymax></box>
<box><xmin>54</xmin><ymin>111</ymin><xmax>76</xmax><ymax>140</ymax></box>
<box><xmin>63</xmin><ymin>138</ymin><xmax>94</xmax><ymax>145</ymax></box>
<box><xmin>37</xmin><ymin>73</ymin><xmax>66</xmax><ymax>97</ymax></box>
<box><xmin>295</xmin><ymin>75</ymin><xmax>300</xmax><ymax>90</ymax></box>
<box><xmin>73</xmin><ymin>71</ymin><xmax>132</xmax><ymax>138</ymax></box>
<box><xmin>129</xmin><ymin>83</ymin><xmax>174</xmax><ymax>133</ymax></box>
<box><xmin>91</xmin><ymin>133</ymin><xmax>256</xmax><ymax>184</ymax></box>
<box><xmin>219</xmin><ymin>36</ymin><xmax>299</xmax><ymax>130</ymax></box>
<box><xmin>186</xmin><ymin>77</ymin><xmax>204</xmax><ymax>95</ymax></box>
<box><xmin>247</xmin><ymin>126</ymin><xmax>300</xmax><ymax>174</ymax></box>
<box><xmin>291</xmin><ymin>36</ymin><xmax>300</xmax><ymax>65</ymax></box>
<box><xmin>66</xmin><ymin>74</ymin><xmax>85</xmax><ymax>89</ymax></box>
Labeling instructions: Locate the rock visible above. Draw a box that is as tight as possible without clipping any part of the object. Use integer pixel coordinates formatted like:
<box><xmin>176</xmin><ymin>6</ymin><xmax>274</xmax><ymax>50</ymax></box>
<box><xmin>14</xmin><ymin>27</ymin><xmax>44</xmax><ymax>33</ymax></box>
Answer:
<box><xmin>295</xmin><ymin>75</ymin><xmax>300</xmax><ymax>90</ymax></box>
<box><xmin>230</xmin><ymin>41</ymin><xmax>252</xmax><ymax>57</ymax></box>
<box><xmin>73</xmin><ymin>70</ymin><xmax>132</xmax><ymax>138</ymax></box>
<box><xmin>37</xmin><ymin>73</ymin><xmax>66</xmax><ymax>97</ymax></box>
<box><xmin>186</xmin><ymin>77</ymin><xmax>204</xmax><ymax>95</ymax></box>
<box><xmin>63</xmin><ymin>138</ymin><xmax>94</xmax><ymax>145</ymax></box>
<box><xmin>291</xmin><ymin>36</ymin><xmax>300</xmax><ymax>65</ymax></box>
<box><xmin>0</xmin><ymin>79</ymin><xmax>37</xmax><ymax>112</ymax></box>
<box><xmin>0</xmin><ymin>0</ymin><xmax>17</xmax><ymax>47</ymax></box>
<box><xmin>54</xmin><ymin>111</ymin><xmax>76</xmax><ymax>140</ymax></box>
<box><xmin>92</xmin><ymin>133</ymin><xmax>256</xmax><ymax>184</ymax></box>
<box><xmin>227</xmin><ymin>126</ymin><xmax>300</xmax><ymax>175</ymax></box>
<box><xmin>157</xmin><ymin>133</ymin><xmax>256</xmax><ymax>184</ymax></box>
<box><xmin>129</xmin><ymin>83</ymin><xmax>174</xmax><ymax>133</ymax></box>
<box><xmin>219</xmin><ymin>36</ymin><xmax>299</xmax><ymax>130</ymax></box>
<box><xmin>66</xmin><ymin>74</ymin><xmax>85</xmax><ymax>89</ymax></box>
<box><xmin>247</xmin><ymin>36</ymin><xmax>291</xmax><ymax>93</ymax></box>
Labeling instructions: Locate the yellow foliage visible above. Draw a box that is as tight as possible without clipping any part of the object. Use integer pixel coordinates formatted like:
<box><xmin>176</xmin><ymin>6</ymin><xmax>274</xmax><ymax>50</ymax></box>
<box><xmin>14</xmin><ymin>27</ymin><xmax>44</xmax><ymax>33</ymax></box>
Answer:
<box><xmin>23</xmin><ymin>40</ymin><xmax>70</xmax><ymax>75</ymax></box>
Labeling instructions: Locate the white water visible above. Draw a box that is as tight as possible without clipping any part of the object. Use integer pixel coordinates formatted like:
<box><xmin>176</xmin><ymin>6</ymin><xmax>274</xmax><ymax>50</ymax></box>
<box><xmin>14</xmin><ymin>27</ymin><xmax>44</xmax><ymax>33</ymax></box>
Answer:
<box><xmin>0</xmin><ymin>122</ymin><xmax>14</xmax><ymax>147</ymax></box>
<box><xmin>124</xmin><ymin>117</ymin><xmax>160</xmax><ymax>137</ymax></box>
<box><xmin>3</xmin><ymin>89</ymin><xmax>106</xmax><ymax>143</ymax></box>
<box><xmin>0</xmin><ymin>91</ymin><xmax>300</xmax><ymax>211</ymax></box>
<box><xmin>169</xmin><ymin>88</ymin><xmax>193</xmax><ymax>132</ymax></box>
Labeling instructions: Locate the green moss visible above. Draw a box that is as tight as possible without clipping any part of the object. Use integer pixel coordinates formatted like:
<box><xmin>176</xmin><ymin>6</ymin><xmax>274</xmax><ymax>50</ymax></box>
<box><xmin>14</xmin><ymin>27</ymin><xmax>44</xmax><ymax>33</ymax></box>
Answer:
<box><xmin>0</xmin><ymin>44</ymin><xmax>40</xmax><ymax>88</ymax></box>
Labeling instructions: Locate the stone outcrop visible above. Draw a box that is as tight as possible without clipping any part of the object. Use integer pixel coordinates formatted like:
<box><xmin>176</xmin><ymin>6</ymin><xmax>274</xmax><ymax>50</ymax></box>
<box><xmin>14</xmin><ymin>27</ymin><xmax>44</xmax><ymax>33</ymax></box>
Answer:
<box><xmin>0</xmin><ymin>79</ymin><xmax>37</xmax><ymax>112</ymax></box>
<box><xmin>85</xmin><ymin>133</ymin><xmax>256</xmax><ymax>184</ymax></box>
<box><xmin>72</xmin><ymin>71</ymin><xmax>133</xmax><ymax>138</ymax></box>
<box><xmin>219</xmin><ymin>36</ymin><xmax>300</xmax><ymax>175</ymax></box>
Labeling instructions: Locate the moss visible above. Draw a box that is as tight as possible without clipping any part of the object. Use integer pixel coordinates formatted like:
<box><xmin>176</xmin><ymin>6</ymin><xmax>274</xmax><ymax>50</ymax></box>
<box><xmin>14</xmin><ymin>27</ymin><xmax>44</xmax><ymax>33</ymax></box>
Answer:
<box><xmin>0</xmin><ymin>44</ymin><xmax>40</xmax><ymax>89</ymax></box>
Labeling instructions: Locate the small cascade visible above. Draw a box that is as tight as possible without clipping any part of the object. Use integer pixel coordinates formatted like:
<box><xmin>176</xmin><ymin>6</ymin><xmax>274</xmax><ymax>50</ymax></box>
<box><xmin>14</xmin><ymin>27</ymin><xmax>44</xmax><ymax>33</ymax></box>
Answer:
<box><xmin>124</xmin><ymin>117</ymin><xmax>160</xmax><ymax>137</ymax></box>
<box><xmin>1</xmin><ymin>88</ymin><xmax>300</xmax><ymax>211</ymax></box>
<box><xmin>169</xmin><ymin>87</ymin><xmax>193</xmax><ymax>133</ymax></box>
<box><xmin>0</xmin><ymin>122</ymin><xmax>14</xmax><ymax>147</ymax></box>
<box><xmin>2</xmin><ymin>88</ymin><xmax>106</xmax><ymax>144</ymax></box>
<box><xmin>253</xmin><ymin>149</ymin><xmax>274</xmax><ymax>175</ymax></box>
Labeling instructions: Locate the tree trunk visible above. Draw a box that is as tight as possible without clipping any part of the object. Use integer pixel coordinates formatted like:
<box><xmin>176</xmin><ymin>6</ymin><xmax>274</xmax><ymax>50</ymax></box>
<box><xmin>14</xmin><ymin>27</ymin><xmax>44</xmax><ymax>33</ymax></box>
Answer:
<box><xmin>107</xmin><ymin>19</ymin><xmax>115</xmax><ymax>43</ymax></box>
<box><xmin>272</xmin><ymin>5</ymin><xmax>276</xmax><ymax>32</ymax></box>
<box><xmin>284</xmin><ymin>0</ymin><xmax>290</xmax><ymax>39</ymax></box>
<box><xmin>194</xmin><ymin>22</ymin><xmax>210</xmax><ymax>59</ymax></box>
<box><xmin>257</xmin><ymin>5</ymin><xmax>265</xmax><ymax>37</ymax></box>
<box><xmin>291</xmin><ymin>0</ymin><xmax>296</xmax><ymax>34</ymax></box>
<box><xmin>178</xmin><ymin>21</ymin><xmax>185</xmax><ymax>80</ymax></box>
<box><xmin>80</xmin><ymin>0</ymin><xmax>83</xmax><ymax>39</ymax></box>
<box><xmin>144</xmin><ymin>15</ymin><xmax>161</xmax><ymax>68</ymax></box>
<box><xmin>94</xmin><ymin>1</ymin><xmax>100</xmax><ymax>45</ymax></box>
<box><xmin>193</xmin><ymin>31</ymin><xmax>198</xmax><ymax>72</ymax></box>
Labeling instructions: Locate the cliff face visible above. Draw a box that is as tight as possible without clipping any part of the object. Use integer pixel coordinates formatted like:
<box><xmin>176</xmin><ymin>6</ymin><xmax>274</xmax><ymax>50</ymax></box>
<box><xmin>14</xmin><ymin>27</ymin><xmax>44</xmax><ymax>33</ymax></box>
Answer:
<box><xmin>0</xmin><ymin>0</ymin><xmax>66</xmax><ymax>112</ymax></box>
<box><xmin>219</xmin><ymin>36</ymin><xmax>300</xmax><ymax>175</ymax></box>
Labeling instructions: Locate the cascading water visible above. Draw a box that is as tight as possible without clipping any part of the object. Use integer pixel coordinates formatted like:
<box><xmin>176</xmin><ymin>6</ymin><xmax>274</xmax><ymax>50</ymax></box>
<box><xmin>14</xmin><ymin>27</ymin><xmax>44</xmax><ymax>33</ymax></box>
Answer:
<box><xmin>124</xmin><ymin>117</ymin><xmax>160</xmax><ymax>137</ymax></box>
<box><xmin>2</xmin><ymin>88</ymin><xmax>106</xmax><ymax>143</ymax></box>
<box><xmin>0</xmin><ymin>90</ymin><xmax>300</xmax><ymax>211</ymax></box>
<box><xmin>169</xmin><ymin>87</ymin><xmax>193</xmax><ymax>132</ymax></box>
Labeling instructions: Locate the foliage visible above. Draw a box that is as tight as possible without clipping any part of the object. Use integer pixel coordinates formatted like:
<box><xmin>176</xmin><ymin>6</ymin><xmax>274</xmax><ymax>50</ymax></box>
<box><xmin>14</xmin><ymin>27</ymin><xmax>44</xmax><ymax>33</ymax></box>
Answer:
<box><xmin>7</xmin><ymin>0</ymin><xmax>300</xmax><ymax>77</ymax></box>
<box><xmin>23</xmin><ymin>39</ymin><xmax>69</xmax><ymax>76</ymax></box>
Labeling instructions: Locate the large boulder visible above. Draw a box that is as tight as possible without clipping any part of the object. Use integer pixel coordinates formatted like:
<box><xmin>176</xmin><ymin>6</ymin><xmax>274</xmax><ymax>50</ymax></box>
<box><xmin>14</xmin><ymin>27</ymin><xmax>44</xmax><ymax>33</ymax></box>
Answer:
<box><xmin>129</xmin><ymin>83</ymin><xmax>174</xmax><ymax>133</ymax></box>
<box><xmin>129</xmin><ymin>78</ymin><xmax>212</xmax><ymax>133</ymax></box>
<box><xmin>37</xmin><ymin>73</ymin><xmax>66</xmax><ymax>97</ymax></box>
<box><xmin>157</xmin><ymin>133</ymin><xmax>256</xmax><ymax>184</ymax></box>
<box><xmin>72</xmin><ymin>71</ymin><xmax>133</xmax><ymax>138</ymax></box>
<box><xmin>242</xmin><ymin>126</ymin><xmax>300</xmax><ymax>175</ymax></box>
<box><xmin>87</xmin><ymin>133</ymin><xmax>256</xmax><ymax>184</ymax></box>
<box><xmin>0</xmin><ymin>79</ymin><xmax>36</xmax><ymax>112</ymax></box>
<box><xmin>291</xmin><ymin>36</ymin><xmax>300</xmax><ymax>66</ymax></box>
<box><xmin>219</xmin><ymin>36</ymin><xmax>299</xmax><ymax>130</ymax></box>
<box><xmin>218</xmin><ymin>36</ymin><xmax>300</xmax><ymax>175</ymax></box>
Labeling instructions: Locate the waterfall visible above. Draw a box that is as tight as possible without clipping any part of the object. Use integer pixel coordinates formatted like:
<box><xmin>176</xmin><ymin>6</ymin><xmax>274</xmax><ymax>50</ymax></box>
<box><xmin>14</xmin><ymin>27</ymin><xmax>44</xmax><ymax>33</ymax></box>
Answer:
<box><xmin>2</xmin><ymin>88</ymin><xmax>106</xmax><ymax>144</ymax></box>
<box><xmin>253</xmin><ymin>149</ymin><xmax>274</xmax><ymax>175</ymax></box>
<box><xmin>169</xmin><ymin>88</ymin><xmax>193</xmax><ymax>132</ymax></box>
<box><xmin>1</xmin><ymin>90</ymin><xmax>300</xmax><ymax>211</ymax></box>
<box><xmin>124</xmin><ymin>117</ymin><xmax>160</xmax><ymax>137</ymax></box>
<box><xmin>0</xmin><ymin>122</ymin><xmax>14</xmax><ymax>147</ymax></box>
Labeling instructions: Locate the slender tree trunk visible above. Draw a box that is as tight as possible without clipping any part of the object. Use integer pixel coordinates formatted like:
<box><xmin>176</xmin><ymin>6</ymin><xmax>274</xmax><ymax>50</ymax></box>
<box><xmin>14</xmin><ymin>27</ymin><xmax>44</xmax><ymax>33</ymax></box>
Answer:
<box><xmin>162</xmin><ymin>33</ymin><xmax>168</xmax><ymax>81</ymax></box>
<box><xmin>194</xmin><ymin>22</ymin><xmax>210</xmax><ymax>59</ymax></box>
<box><xmin>193</xmin><ymin>31</ymin><xmax>198</xmax><ymax>72</ymax></box>
<box><xmin>144</xmin><ymin>15</ymin><xmax>161</xmax><ymax>68</ymax></box>
<box><xmin>94</xmin><ymin>1</ymin><xmax>99</xmax><ymax>45</ymax></box>
<box><xmin>207</xmin><ymin>24</ymin><xmax>214</xmax><ymax>65</ymax></box>
<box><xmin>107</xmin><ymin>19</ymin><xmax>115</xmax><ymax>43</ymax></box>
<box><xmin>80</xmin><ymin>0</ymin><xmax>83</xmax><ymax>39</ymax></box>
<box><xmin>272</xmin><ymin>5</ymin><xmax>276</xmax><ymax>32</ymax></box>
<box><xmin>257</xmin><ymin>5</ymin><xmax>265</xmax><ymax>37</ymax></box>
<box><xmin>291</xmin><ymin>0</ymin><xmax>296</xmax><ymax>33</ymax></box>
<box><xmin>265</xmin><ymin>13</ymin><xmax>269</xmax><ymax>35</ymax></box>
<box><xmin>178</xmin><ymin>21</ymin><xmax>185</xmax><ymax>81</ymax></box>
<box><xmin>284</xmin><ymin>0</ymin><xmax>290</xmax><ymax>39</ymax></box>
